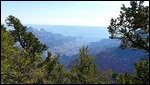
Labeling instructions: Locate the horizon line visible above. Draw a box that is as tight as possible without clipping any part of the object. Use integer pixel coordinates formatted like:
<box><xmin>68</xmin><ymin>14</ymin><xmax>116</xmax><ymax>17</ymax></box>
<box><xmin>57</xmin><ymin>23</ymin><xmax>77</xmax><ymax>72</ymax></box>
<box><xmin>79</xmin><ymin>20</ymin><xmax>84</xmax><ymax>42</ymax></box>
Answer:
<box><xmin>2</xmin><ymin>22</ymin><xmax>108</xmax><ymax>27</ymax></box>
<box><xmin>24</xmin><ymin>24</ymin><xmax>108</xmax><ymax>27</ymax></box>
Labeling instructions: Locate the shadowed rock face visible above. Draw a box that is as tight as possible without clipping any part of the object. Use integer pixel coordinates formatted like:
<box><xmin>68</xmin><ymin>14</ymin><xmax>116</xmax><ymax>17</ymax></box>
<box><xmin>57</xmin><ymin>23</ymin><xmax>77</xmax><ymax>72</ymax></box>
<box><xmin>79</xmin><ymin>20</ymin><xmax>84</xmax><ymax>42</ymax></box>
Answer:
<box><xmin>88</xmin><ymin>39</ymin><xmax>120</xmax><ymax>55</ymax></box>
<box><xmin>66</xmin><ymin>47</ymin><xmax>147</xmax><ymax>75</ymax></box>
<box><xmin>94</xmin><ymin>47</ymin><xmax>148</xmax><ymax>74</ymax></box>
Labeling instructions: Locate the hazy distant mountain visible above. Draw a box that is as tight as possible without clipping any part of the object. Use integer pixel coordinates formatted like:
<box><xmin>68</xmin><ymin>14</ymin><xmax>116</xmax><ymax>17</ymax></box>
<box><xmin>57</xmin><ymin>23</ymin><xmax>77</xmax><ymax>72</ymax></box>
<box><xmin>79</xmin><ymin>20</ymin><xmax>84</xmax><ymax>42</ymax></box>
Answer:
<box><xmin>63</xmin><ymin>37</ymin><xmax>147</xmax><ymax>74</ymax></box>
<box><xmin>66</xmin><ymin>47</ymin><xmax>148</xmax><ymax>74</ymax></box>
<box><xmin>9</xmin><ymin>24</ymin><xmax>148</xmax><ymax>75</ymax></box>
<box><xmin>25</xmin><ymin>24</ymin><xmax>109</xmax><ymax>42</ymax></box>
<box><xmin>60</xmin><ymin>39</ymin><xmax>121</xmax><ymax>64</ymax></box>
<box><xmin>94</xmin><ymin>47</ymin><xmax>148</xmax><ymax>74</ymax></box>
<box><xmin>27</xmin><ymin>27</ymin><xmax>86</xmax><ymax>58</ymax></box>
<box><xmin>88</xmin><ymin>39</ymin><xmax>120</xmax><ymax>55</ymax></box>
<box><xmin>27</xmin><ymin>27</ymin><xmax>83</xmax><ymax>47</ymax></box>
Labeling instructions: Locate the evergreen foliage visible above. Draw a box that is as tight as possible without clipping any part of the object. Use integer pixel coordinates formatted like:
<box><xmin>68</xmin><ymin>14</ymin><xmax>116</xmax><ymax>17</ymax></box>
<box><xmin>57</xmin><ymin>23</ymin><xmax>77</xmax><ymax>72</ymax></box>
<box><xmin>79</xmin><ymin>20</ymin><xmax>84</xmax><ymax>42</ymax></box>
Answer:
<box><xmin>1</xmin><ymin>1</ymin><xmax>149</xmax><ymax>83</ymax></box>
<box><xmin>108</xmin><ymin>1</ymin><xmax>149</xmax><ymax>84</ymax></box>
<box><xmin>70</xmin><ymin>46</ymin><xmax>111</xmax><ymax>84</ymax></box>
<box><xmin>1</xmin><ymin>18</ymin><xmax>111</xmax><ymax>84</ymax></box>
<box><xmin>108</xmin><ymin>1</ymin><xmax>149</xmax><ymax>52</ymax></box>
<box><xmin>5</xmin><ymin>15</ymin><xmax>48</xmax><ymax>57</ymax></box>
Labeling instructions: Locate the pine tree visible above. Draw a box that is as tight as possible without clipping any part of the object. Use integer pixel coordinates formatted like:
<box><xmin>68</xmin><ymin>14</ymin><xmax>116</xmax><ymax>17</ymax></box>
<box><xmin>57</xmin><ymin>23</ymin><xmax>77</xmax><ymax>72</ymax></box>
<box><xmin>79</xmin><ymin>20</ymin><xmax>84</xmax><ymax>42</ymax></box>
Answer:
<box><xmin>1</xmin><ymin>24</ymin><xmax>20</xmax><ymax>84</ymax></box>
<box><xmin>134</xmin><ymin>59</ymin><xmax>149</xmax><ymax>84</ymax></box>
<box><xmin>108</xmin><ymin>1</ymin><xmax>149</xmax><ymax>52</ymax></box>
<box><xmin>5</xmin><ymin>15</ymin><xmax>48</xmax><ymax>58</ymax></box>
<box><xmin>2</xmin><ymin>15</ymin><xmax>48</xmax><ymax>84</ymax></box>
<box><xmin>70</xmin><ymin>46</ymin><xmax>111</xmax><ymax>84</ymax></box>
<box><xmin>108</xmin><ymin>1</ymin><xmax>149</xmax><ymax>84</ymax></box>
<box><xmin>40</xmin><ymin>51</ymin><xmax>70</xmax><ymax>84</ymax></box>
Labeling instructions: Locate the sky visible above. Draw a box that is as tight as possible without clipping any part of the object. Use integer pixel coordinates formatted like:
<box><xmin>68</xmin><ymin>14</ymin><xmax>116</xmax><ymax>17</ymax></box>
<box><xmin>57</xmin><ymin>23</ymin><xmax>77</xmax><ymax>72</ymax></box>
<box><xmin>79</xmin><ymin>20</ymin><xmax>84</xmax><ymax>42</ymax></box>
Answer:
<box><xmin>1</xmin><ymin>1</ymin><xmax>149</xmax><ymax>27</ymax></box>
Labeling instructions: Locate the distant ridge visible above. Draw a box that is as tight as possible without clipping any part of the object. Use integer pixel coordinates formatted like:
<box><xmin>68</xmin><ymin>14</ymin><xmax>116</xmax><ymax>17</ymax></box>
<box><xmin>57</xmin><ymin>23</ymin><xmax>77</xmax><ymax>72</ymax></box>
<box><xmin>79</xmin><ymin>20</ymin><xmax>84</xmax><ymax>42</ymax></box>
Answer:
<box><xmin>24</xmin><ymin>24</ymin><xmax>104</xmax><ymax>28</ymax></box>
<box><xmin>25</xmin><ymin>24</ymin><xmax>109</xmax><ymax>42</ymax></box>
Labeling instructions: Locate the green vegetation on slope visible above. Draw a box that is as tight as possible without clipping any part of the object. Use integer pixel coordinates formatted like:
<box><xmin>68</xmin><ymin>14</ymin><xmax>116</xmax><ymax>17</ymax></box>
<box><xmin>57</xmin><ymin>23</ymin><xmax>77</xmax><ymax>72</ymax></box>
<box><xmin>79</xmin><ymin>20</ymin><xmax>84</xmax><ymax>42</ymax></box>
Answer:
<box><xmin>1</xmin><ymin>1</ymin><xmax>149</xmax><ymax>84</ymax></box>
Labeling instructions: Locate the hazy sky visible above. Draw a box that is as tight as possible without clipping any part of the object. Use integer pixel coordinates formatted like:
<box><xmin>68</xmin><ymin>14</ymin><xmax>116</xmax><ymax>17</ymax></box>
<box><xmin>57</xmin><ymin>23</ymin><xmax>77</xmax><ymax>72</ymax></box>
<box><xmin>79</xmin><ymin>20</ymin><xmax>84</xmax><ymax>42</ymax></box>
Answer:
<box><xmin>1</xmin><ymin>1</ymin><xmax>149</xmax><ymax>26</ymax></box>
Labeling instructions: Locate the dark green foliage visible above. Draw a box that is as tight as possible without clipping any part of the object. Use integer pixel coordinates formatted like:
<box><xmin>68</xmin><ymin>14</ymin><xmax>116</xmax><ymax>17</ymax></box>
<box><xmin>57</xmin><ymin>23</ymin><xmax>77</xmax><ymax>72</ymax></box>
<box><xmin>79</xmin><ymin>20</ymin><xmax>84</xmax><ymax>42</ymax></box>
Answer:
<box><xmin>108</xmin><ymin>1</ymin><xmax>149</xmax><ymax>52</ymax></box>
<box><xmin>134</xmin><ymin>59</ymin><xmax>149</xmax><ymax>84</ymax></box>
<box><xmin>108</xmin><ymin>1</ymin><xmax>149</xmax><ymax>84</ymax></box>
<box><xmin>112</xmin><ymin>59</ymin><xmax>149</xmax><ymax>84</ymax></box>
<box><xmin>40</xmin><ymin>51</ymin><xmax>71</xmax><ymax>84</ymax></box>
<box><xmin>4</xmin><ymin>4</ymin><xmax>149</xmax><ymax>83</ymax></box>
<box><xmin>112</xmin><ymin>72</ymin><xmax>135</xmax><ymax>84</ymax></box>
<box><xmin>70</xmin><ymin>46</ymin><xmax>111</xmax><ymax>84</ymax></box>
<box><xmin>2</xmin><ymin>13</ymin><xmax>139</xmax><ymax>84</ymax></box>
<box><xmin>1</xmin><ymin>15</ymin><xmax>48</xmax><ymax>84</ymax></box>
<box><xmin>1</xmin><ymin>15</ymin><xmax>65</xmax><ymax>84</ymax></box>
<box><xmin>5</xmin><ymin>15</ymin><xmax>48</xmax><ymax>57</ymax></box>
<box><xmin>1</xmin><ymin>16</ymin><xmax>47</xmax><ymax>84</ymax></box>
<box><xmin>1</xmin><ymin>24</ymin><xmax>20</xmax><ymax>84</ymax></box>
